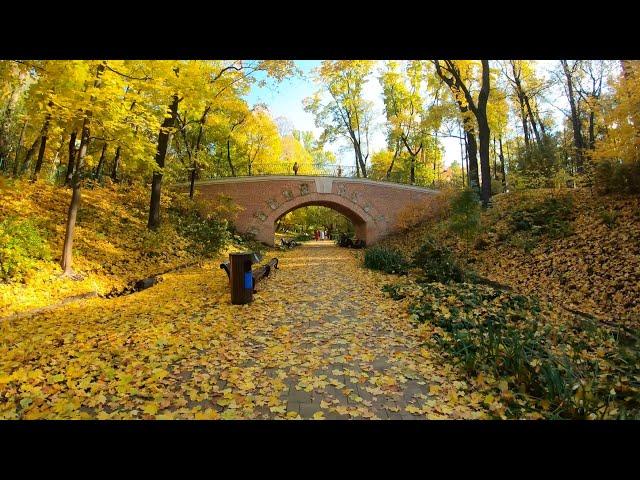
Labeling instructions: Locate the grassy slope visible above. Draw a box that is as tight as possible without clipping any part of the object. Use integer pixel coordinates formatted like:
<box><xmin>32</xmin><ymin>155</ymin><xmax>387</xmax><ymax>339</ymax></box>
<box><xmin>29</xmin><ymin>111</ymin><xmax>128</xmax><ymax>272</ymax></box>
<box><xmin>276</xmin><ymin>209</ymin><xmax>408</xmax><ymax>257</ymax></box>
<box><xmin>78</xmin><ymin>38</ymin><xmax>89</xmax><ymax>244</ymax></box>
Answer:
<box><xmin>0</xmin><ymin>178</ymin><xmax>244</xmax><ymax>317</ymax></box>
<box><xmin>380</xmin><ymin>188</ymin><xmax>640</xmax><ymax>326</ymax></box>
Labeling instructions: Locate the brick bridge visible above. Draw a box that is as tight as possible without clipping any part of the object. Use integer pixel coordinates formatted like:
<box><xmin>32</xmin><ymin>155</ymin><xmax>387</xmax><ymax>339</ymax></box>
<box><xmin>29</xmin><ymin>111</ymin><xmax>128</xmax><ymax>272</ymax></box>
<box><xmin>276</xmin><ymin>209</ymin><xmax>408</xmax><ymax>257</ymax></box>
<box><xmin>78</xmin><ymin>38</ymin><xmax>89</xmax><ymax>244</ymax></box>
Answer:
<box><xmin>179</xmin><ymin>176</ymin><xmax>440</xmax><ymax>246</ymax></box>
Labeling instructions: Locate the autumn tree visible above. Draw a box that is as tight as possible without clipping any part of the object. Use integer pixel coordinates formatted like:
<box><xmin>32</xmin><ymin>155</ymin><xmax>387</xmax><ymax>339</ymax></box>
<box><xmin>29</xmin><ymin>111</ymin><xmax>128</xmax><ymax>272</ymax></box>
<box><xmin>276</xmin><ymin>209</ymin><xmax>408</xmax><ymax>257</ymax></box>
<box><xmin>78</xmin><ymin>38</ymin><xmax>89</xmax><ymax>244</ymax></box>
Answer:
<box><xmin>304</xmin><ymin>61</ymin><xmax>374</xmax><ymax>177</ymax></box>
<box><xmin>61</xmin><ymin>61</ymin><xmax>106</xmax><ymax>275</ymax></box>
<box><xmin>380</xmin><ymin>61</ymin><xmax>434</xmax><ymax>184</ymax></box>
<box><xmin>434</xmin><ymin>60</ymin><xmax>492</xmax><ymax>205</ymax></box>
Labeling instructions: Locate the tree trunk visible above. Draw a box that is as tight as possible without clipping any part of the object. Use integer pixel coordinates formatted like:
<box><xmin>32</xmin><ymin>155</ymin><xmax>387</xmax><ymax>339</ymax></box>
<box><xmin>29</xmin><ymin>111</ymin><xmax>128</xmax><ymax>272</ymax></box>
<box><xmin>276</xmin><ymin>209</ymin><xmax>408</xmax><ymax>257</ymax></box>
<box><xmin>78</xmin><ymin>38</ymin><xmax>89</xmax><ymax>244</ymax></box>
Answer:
<box><xmin>410</xmin><ymin>155</ymin><xmax>415</xmax><ymax>184</ymax></box>
<box><xmin>432</xmin><ymin>150</ymin><xmax>436</xmax><ymax>188</ymax></box>
<box><xmin>561</xmin><ymin>60</ymin><xmax>585</xmax><ymax>173</ymax></box>
<box><xmin>32</xmin><ymin>110</ymin><xmax>52</xmax><ymax>181</ymax></box>
<box><xmin>620</xmin><ymin>60</ymin><xmax>640</xmax><ymax>140</ymax></box>
<box><xmin>61</xmin><ymin>62</ymin><xmax>105</xmax><ymax>274</ymax></box>
<box><xmin>12</xmin><ymin>120</ymin><xmax>27</xmax><ymax>177</ymax></box>
<box><xmin>459</xmin><ymin>127</ymin><xmax>466</xmax><ymax>187</ymax></box>
<box><xmin>476</xmin><ymin>60</ymin><xmax>492</xmax><ymax>207</ymax></box>
<box><xmin>386</xmin><ymin>140</ymin><xmax>400</xmax><ymax>180</ymax></box>
<box><xmin>588</xmin><ymin>110</ymin><xmax>596</xmax><ymax>150</ymax></box>
<box><xmin>60</xmin><ymin>166</ymin><xmax>81</xmax><ymax>274</ymax></box>
<box><xmin>509</xmin><ymin>62</ymin><xmax>532</xmax><ymax>151</ymax></box>
<box><xmin>492</xmin><ymin>137</ymin><xmax>498</xmax><ymax>180</ymax></box>
<box><xmin>477</xmin><ymin>115</ymin><xmax>491</xmax><ymax>205</ymax></box>
<box><xmin>189</xmin><ymin>106</ymin><xmax>209</xmax><ymax>199</ymax></box>
<box><xmin>524</xmin><ymin>95</ymin><xmax>543</xmax><ymax>147</ymax></box>
<box><xmin>349</xmin><ymin>131</ymin><xmax>367</xmax><ymax>178</ymax></box>
<box><xmin>94</xmin><ymin>142</ymin><xmax>107</xmax><ymax>178</ymax></box>
<box><xmin>0</xmin><ymin>70</ymin><xmax>27</xmax><ymax>163</ymax></box>
<box><xmin>61</xmin><ymin>119</ymin><xmax>89</xmax><ymax>274</ymax></box>
<box><xmin>148</xmin><ymin>94</ymin><xmax>179</xmax><ymax>230</ymax></box>
<box><xmin>189</xmin><ymin>168</ymin><xmax>196</xmax><ymax>198</ymax></box>
<box><xmin>356</xmin><ymin>147</ymin><xmax>367</xmax><ymax>178</ymax></box>
<box><xmin>110</xmin><ymin>146</ymin><xmax>121</xmax><ymax>182</ymax></box>
<box><xmin>518</xmin><ymin>96</ymin><xmax>531</xmax><ymax>151</ymax></box>
<box><xmin>226</xmin><ymin>138</ymin><xmax>236</xmax><ymax>176</ymax></box>
<box><xmin>65</xmin><ymin>131</ymin><xmax>78</xmax><ymax>186</ymax></box>
<box><xmin>20</xmin><ymin>135</ymin><xmax>41</xmax><ymax>176</ymax></box>
<box><xmin>464</xmin><ymin>118</ymin><xmax>480</xmax><ymax>192</ymax></box>
<box><xmin>463</xmin><ymin>130</ymin><xmax>469</xmax><ymax>186</ymax></box>
<box><xmin>499</xmin><ymin>136</ymin><xmax>506</xmax><ymax>190</ymax></box>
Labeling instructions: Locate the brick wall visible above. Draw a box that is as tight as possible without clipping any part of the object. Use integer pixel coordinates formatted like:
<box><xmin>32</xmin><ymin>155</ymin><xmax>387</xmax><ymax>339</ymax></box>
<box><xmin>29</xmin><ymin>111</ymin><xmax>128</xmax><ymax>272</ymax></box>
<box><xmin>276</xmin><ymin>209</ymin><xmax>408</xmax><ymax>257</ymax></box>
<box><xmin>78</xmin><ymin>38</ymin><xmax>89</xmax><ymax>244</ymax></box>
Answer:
<box><xmin>181</xmin><ymin>176</ymin><xmax>439</xmax><ymax>246</ymax></box>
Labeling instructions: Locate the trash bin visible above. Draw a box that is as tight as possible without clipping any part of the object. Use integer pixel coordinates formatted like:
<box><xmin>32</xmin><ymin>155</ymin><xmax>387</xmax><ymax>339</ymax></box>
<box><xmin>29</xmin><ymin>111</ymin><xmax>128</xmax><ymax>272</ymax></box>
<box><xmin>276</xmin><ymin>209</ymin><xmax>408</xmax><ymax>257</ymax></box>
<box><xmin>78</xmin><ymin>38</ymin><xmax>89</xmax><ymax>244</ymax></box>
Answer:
<box><xmin>229</xmin><ymin>252</ymin><xmax>254</xmax><ymax>305</ymax></box>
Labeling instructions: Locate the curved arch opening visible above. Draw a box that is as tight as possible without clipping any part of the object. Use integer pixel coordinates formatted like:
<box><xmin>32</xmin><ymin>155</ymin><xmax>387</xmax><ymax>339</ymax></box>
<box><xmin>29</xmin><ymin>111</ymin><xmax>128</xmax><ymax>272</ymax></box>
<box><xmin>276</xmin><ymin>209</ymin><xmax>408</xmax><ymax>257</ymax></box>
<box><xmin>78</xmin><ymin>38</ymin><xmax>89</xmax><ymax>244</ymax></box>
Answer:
<box><xmin>273</xmin><ymin>200</ymin><xmax>368</xmax><ymax>246</ymax></box>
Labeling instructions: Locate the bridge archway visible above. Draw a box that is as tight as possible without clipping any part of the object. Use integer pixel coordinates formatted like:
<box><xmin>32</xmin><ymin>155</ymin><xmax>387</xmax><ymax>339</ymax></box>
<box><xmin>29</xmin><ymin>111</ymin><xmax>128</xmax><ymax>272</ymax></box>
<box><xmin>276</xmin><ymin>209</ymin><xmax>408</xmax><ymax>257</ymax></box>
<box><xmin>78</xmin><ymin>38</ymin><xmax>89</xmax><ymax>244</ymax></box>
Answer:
<box><xmin>267</xmin><ymin>194</ymin><xmax>372</xmax><ymax>246</ymax></box>
<box><xmin>180</xmin><ymin>176</ymin><xmax>440</xmax><ymax>247</ymax></box>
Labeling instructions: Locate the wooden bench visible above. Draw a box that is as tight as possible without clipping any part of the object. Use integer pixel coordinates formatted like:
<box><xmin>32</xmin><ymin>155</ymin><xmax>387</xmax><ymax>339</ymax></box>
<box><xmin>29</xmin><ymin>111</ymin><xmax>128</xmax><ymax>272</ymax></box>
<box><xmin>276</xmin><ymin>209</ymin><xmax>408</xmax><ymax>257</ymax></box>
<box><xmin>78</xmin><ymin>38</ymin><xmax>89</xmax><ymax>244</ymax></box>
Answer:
<box><xmin>338</xmin><ymin>235</ymin><xmax>365</xmax><ymax>249</ymax></box>
<box><xmin>279</xmin><ymin>238</ymin><xmax>299</xmax><ymax>248</ymax></box>
<box><xmin>220</xmin><ymin>255</ymin><xmax>279</xmax><ymax>292</ymax></box>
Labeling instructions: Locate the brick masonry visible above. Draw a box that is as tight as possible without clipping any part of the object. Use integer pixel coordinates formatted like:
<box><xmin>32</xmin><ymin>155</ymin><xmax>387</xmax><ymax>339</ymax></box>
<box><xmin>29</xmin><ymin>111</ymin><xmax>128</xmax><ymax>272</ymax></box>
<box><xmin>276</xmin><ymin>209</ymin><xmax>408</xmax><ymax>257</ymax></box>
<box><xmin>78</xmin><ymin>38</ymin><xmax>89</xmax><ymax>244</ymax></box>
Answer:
<box><xmin>179</xmin><ymin>176</ymin><xmax>440</xmax><ymax>246</ymax></box>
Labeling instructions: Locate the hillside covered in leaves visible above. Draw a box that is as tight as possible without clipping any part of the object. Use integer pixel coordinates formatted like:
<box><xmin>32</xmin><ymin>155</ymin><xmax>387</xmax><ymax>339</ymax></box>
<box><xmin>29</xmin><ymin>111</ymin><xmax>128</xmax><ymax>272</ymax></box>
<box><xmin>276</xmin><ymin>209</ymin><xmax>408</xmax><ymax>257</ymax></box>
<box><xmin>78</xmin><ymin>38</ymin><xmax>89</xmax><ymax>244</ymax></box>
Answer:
<box><xmin>381</xmin><ymin>188</ymin><xmax>640</xmax><ymax>326</ymax></box>
<box><xmin>372</xmin><ymin>188</ymin><xmax>640</xmax><ymax>418</ymax></box>
<box><xmin>0</xmin><ymin>178</ymin><xmax>249</xmax><ymax>318</ymax></box>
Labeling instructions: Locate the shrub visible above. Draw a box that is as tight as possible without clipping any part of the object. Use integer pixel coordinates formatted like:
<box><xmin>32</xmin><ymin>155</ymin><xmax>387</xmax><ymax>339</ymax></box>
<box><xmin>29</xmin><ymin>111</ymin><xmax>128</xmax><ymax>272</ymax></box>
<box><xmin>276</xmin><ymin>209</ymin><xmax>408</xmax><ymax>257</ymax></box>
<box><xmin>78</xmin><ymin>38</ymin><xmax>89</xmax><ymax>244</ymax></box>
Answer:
<box><xmin>401</xmin><ymin>281</ymin><xmax>640</xmax><ymax>419</ymax></box>
<box><xmin>140</xmin><ymin>223</ymin><xmax>184</xmax><ymax>258</ymax></box>
<box><xmin>0</xmin><ymin>217</ymin><xmax>50</xmax><ymax>282</ymax></box>
<box><xmin>507</xmin><ymin>231</ymin><xmax>539</xmax><ymax>254</ymax></box>
<box><xmin>599</xmin><ymin>207</ymin><xmax>620</xmax><ymax>229</ymax></box>
<box><xmin>449</xmin><ymin>188</ymin><xmax>482</xmax><ymax>244</ymax></box>
<box><xmin>169</xmin><ymin>194</ymin><xmax>231</xmax><ymax>258</ymax></box>
<box><xmin>233</xmin><ymin>232</ymin><xmax>266</xmax><ymax>257</ymax></box>
<box><xmin>364</xmin><ymin>246</ymin><xmax>409</xmax><ymax>274</ymax></box>
<box><xmin>594</xmin><ymin>158</ymin><xmax>640</xmax><ymax>195</ymax></box>
<box><xmin>293</xmin><ymin>232</ymin><xmax>312</xmax><ymax>242</ymax></box>
<box><xmin>508</xmin><ymin>194</ymin><xmax>573</xmax><ymax>239</ymax></box>
<box><xmin>411</xmin><ymin>238</ymin><xmax>466</xmax><ymax>283</ymax></box>
<box><xmin>491</xmin><ymin>178</ymin><xmax>505</xmax><ymax>196</ymax></box>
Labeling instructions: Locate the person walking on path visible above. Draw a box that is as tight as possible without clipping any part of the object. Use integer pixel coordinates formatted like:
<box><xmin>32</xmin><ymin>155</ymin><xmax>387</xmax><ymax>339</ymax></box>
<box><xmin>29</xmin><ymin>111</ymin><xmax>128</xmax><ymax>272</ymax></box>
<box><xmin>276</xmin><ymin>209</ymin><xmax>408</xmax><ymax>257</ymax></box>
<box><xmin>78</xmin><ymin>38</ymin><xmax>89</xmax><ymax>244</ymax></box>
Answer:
<box><xmin>314</xmin><ymin>229</ymin><xmax>319</xmax><ymax>241</ymax></box>
<box><xmin>293</xmin><ymin>161</ymin><xmax>299</xmax><ymax>176</ymax></box>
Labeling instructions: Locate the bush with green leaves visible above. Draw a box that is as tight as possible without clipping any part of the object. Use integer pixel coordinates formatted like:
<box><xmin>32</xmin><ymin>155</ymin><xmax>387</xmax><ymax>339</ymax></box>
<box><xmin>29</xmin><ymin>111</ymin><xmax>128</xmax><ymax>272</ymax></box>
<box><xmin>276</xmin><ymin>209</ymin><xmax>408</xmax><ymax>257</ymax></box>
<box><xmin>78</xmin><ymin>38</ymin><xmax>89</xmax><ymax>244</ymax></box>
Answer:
<box><xmin>293</xmin><ymin>232</ymin><xmax>312</xmax><ymax>242</ymax></box>
<box><xmin>233</xmin><ymin>232</ymin><xmax>266</xmax><ymax>257</ymax></box>
<box><xmin>509</xmin><ymin>194</ymin><xmax>574</xmax><ymax>239</ymax></box>
<box><xmin>398</xmin><ymin>281</ymin><xmax>639</xmax><ymax>419</ymax></box>
<box><xmin>168</xmin><ymin>195</ymin><xmax>231</xmax><ymax>258</ymax></box>
<box><xmin>599</xmin><ymin>207</ymin><xmax>620</xmax><ymax>229</ymax></box>
<box><xmin>0</xmin><ymin>217</ymin><xmax>50</xmax><ymax>282</ymax></box>
<box><xmin>449</xmin><ymin>188</ymin><xmax>482</xmax><ymax>244</ymax></box>
<box><xmin>364</xmin><ymin>246</ymin><xmax>409</xmax><ymax>274</ymax></box>
<box><xmin>411</xmin><ymin>238</ymin><xmax>466</xmax><ymax>283</ymax></box>
<box><xmin>594</xmin><ymin>158</ymin><xmax>640</xmax><ymax>195</ymax></box>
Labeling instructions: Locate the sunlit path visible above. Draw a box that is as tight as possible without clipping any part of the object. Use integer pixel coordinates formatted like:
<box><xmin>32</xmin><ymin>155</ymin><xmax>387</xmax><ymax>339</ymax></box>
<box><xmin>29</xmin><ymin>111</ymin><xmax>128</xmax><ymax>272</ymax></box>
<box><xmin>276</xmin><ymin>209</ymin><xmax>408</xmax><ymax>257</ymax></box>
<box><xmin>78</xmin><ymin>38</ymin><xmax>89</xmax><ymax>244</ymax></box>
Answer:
<box><xmin>0</xmin><ymin>243</ymin><xmax>487</xmax><ymax>419</ymax></box>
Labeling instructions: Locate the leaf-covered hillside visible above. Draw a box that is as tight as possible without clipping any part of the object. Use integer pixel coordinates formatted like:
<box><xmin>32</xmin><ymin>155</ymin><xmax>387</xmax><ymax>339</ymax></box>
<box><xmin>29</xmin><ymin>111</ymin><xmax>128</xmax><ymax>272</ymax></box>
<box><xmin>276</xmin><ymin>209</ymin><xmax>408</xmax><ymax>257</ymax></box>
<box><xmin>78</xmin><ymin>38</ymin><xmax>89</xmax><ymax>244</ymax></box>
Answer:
<box><xmin>0</xmin><ymin>178</ymin><xmax>246</xmax><ymax>317</ymax></box>
<box><xmin>380</xmin><ymin>188</ymin><xmax>640</xmax><ymax>327</ymax></box>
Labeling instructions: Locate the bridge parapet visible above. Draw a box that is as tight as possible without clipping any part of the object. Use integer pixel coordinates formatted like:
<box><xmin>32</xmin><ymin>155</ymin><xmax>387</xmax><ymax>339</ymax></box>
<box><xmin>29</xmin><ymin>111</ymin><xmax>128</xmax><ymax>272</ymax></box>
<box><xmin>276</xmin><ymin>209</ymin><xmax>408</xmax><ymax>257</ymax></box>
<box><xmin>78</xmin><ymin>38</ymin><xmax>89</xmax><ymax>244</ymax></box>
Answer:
<box><xmin>175</xmin><ymin>176</ymin><xmax>440</xmax><ymax>246</ymax></box>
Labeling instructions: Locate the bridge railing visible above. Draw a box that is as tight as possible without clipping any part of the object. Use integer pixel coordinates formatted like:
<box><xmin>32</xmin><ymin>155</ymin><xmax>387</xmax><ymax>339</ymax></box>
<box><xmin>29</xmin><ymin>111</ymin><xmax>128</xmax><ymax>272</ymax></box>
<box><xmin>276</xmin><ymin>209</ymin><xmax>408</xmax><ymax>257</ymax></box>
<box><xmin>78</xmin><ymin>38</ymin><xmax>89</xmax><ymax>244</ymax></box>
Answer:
<box><xmin>195</xmin><ymin>164</ymin><xmax>442</xmax><ymax>189</ymax></box>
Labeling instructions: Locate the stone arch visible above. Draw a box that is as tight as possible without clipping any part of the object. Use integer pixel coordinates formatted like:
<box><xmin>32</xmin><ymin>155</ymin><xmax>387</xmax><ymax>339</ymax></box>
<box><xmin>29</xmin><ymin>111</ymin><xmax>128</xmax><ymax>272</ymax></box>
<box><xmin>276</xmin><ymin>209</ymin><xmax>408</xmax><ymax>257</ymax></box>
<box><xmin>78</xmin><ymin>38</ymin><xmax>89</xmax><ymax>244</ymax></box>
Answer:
<box><xmin>253</xmin><ymin>192</ymin><xmax>379</xmax><ymax>246</ymax></box>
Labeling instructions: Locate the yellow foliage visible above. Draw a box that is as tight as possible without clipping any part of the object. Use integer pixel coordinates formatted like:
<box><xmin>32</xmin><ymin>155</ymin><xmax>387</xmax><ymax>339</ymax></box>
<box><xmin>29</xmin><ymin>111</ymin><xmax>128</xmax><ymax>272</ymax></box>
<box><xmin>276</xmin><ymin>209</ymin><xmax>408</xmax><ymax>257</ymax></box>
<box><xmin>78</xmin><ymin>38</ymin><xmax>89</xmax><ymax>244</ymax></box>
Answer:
<box><xmin>0</xmin><ymin>244</ymin><xmax>489</xmax><ymax>420</ymax></box>
<box><xmin>0</xmin><ymin>180</ymin><xmax>201</xmax><ymax>317</ymax></box>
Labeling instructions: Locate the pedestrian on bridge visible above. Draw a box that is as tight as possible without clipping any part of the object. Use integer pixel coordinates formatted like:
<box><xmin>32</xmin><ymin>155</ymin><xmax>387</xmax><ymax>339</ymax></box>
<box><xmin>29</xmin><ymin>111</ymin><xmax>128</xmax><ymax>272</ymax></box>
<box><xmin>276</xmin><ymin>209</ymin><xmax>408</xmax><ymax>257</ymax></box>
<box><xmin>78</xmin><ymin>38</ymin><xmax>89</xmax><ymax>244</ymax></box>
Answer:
<box><xmin>293</xmin><ymin>161</ymin><xmax>299</xmax><ymax>176</ymax></box>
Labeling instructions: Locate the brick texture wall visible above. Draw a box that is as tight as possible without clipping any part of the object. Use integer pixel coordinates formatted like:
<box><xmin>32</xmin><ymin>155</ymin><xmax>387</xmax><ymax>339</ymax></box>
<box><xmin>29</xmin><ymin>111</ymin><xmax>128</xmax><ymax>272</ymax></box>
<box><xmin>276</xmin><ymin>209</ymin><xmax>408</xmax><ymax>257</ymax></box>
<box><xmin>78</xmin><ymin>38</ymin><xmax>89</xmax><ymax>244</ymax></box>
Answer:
<box><xmin>180</xmin><ymin>176</ymin><xmax>439</xmax><ymax>246</ymax></box>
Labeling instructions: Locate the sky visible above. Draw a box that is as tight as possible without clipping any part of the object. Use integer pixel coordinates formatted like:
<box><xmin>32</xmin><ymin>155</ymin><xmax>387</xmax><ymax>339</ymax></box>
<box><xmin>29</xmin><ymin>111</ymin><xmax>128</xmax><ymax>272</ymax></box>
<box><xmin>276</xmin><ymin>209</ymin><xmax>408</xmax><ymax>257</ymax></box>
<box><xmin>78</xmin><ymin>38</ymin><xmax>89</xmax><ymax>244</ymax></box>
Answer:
<box><xmin>243</xmin><ymin>60</ymin><xmax>573</xmax><ymax>170</ymax></box>
<box><xmin>244</xmin><ymin>60</ymin><xmax>395</xmax><ymax>168</ymax></box>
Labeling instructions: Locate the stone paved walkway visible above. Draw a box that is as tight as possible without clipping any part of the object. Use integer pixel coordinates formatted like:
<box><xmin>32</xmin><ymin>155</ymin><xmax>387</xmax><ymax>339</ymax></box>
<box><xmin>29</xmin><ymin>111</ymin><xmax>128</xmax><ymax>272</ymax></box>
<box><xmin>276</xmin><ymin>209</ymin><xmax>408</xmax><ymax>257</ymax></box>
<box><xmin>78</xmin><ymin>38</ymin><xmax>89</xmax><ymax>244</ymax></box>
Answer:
<box><xmin>235</xmin><ymin>243</ymin><xmax>485</xmax><ymax>419</ymax></box>
<box><xmin>0</xmin><ymin>242</ymin><xmax>487</xmax><ymax>419</ymax></box>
